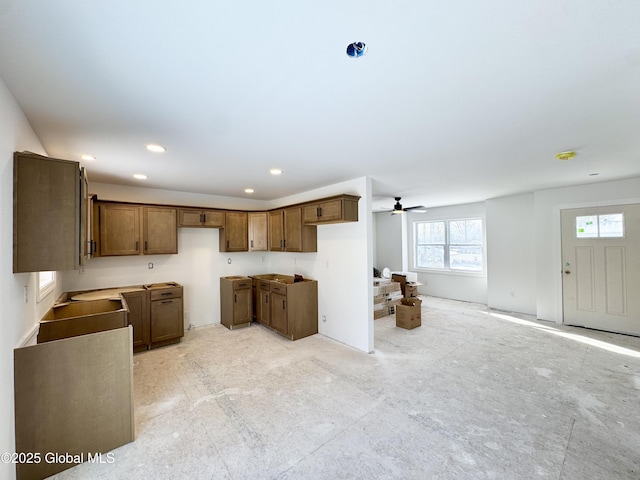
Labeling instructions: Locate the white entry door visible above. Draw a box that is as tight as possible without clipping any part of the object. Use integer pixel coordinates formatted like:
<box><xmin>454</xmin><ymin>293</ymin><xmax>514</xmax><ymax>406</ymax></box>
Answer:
<box><xmin>561</xmin><ymin>204</ymin><xmax>640</xmax><ymax>336</ymax></box>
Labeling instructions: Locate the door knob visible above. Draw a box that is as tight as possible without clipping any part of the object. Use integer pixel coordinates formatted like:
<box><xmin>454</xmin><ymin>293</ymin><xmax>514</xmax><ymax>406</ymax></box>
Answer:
<box><xmin>564</xmin><ymin>270</ymin><xmax>571</xmax><ymax>275</ymax></box>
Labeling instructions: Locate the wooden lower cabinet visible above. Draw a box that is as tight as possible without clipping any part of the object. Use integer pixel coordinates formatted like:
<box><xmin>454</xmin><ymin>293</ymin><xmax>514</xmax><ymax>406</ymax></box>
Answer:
<box><xmin>121</xmin><ymin>290</ymin><xmax>150</xmax><ymax>352</ymax></box>
<box><xmin>148</xmin><ymin>283</ymin><xmax>184</xmax><ymax>348</ymax></box>
<box><xmin>251</xmin><ymin>274</ymin><xmax>318</xmax><ymax>340</ymax></box>
<box><xmin>220</xmin><ymin>276</ymin><xmax>253</xmax><ymax>329</ymax></box>
<box><xmin>255</xmin><ymin>280</ymin><xmax>271</xmax><ymax>326</ymax></box>
<box><xmin>269</xmin><ymin>292</ymin><xmax>288</xmax><ymax>335</ymax></box>
<box><xmin>83</xmin><ymin>283</ymin><xmax>184</xmax><ymax>352</ymax></box>
<box><xmin>151</xmin><ymin>297</ymin><xmax>184</xmax><ymax>344</ymax></box>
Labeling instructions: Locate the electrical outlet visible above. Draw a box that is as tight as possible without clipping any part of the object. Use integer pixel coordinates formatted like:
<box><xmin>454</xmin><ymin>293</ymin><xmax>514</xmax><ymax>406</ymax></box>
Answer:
<box><xmin>322</xmin><ymin>315</ymin><xmax>327</xmax><ymax>323</ymax></box>
<box><xmin>228</xmin><ymin>258</ymin><xmax>232</xmax><ymax>264</ymax></box>
<box><xmin>148</xmin><ymin>262</ymin><xmax>154</xmax><ymax>269</ymax></box>
<box><xmin>23</xmin><ymin>285</ymin><xmax>28</xmax><ymax>304</ymax></box>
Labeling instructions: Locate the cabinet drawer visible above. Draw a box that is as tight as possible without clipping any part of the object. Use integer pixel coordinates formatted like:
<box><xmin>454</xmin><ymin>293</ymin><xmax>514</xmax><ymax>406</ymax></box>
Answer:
<box><xmin>150</xmin><ymin>287</ymin><xmax>182</xmax><ymax>301</ymax></box>
<box><xmin>270</xmin><ymin>282</ymin><xmax>287</xmax><ymax>294</ymax></box>
<box><xmin>258</xmin><ymin>281</ymin><xmax>271</xmax><ymax>290</ymax></box>
<box><xmin>232</xmin><ymin>280</ymin><xmax>251</xmax><ymax>290</ymax></box>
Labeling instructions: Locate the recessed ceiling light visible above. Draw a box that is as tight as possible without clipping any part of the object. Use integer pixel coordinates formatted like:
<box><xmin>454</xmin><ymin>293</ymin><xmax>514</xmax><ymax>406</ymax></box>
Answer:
<box><xmin>133</xmin><ymin>173</ymin><xmax>148</xmax><ymax>180</ymax></box>
<box><xmin>270</xmin><ymin>168</ymin><xmax>282</xmax><ymax>175</ymax></box>
<box><xmin>244</xmin><ymin>188</ymin><xmax>254</xmax><ymax>194</ymax></box>
<box><xmin>555</xmin><ymin>151</ymin><xmax>576</xmax><ymax>161</ymax></box>
<box><xmin>80</xmin><ymin>154</ymin><xmax>95</xmax><ymax>161</ymax></box>
<box><xmin>146</xmin><ymin>144</ymin><xmax>166</xmax><ymax>153</ymax></box>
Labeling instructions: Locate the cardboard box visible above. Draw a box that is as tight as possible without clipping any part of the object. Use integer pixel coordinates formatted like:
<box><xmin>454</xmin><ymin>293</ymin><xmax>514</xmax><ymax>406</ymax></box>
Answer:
<box><xmin>396</xmin><ymin>297</ymin><xmax>422</xmax><ymax>329</ymax></box>
<box><xmin>405</xmin><ymin>283</ymin><xmax>419</xmax><ymax>297</ymax></box>
<box><xmin>373</xmin><ymin>281</ymin><xmax>401</xmax><ymax>296</ymax></box>
<box><xmin>374</xmin><ymin>304</ymin><xmax>397</xmax><ymax>319</ymax></box>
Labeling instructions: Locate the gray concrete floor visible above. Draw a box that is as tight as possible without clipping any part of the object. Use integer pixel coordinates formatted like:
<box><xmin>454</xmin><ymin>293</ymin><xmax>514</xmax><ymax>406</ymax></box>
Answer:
<box><xmin>52</xmin><ymin>296</ymin><xmax>640</xmax><ymax>479</ymax></box>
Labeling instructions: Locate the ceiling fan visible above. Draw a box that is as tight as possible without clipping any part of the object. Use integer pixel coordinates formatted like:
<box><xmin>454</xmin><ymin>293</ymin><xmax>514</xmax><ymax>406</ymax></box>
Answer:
<box><xmin>383</xmin><ymin>197</ymin><xmax>427</xmax><ymax>214</ymax></box>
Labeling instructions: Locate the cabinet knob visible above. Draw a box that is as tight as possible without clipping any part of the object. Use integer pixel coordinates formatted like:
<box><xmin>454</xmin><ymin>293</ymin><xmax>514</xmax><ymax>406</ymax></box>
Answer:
<box><xmin>234</xmin><ymin>294</ymin><xmax>237</xmax><ymax>303</ymax></box>
<box><xmin>135</xmin><ymin>241</ymin><xmax>138</xmax><ymax>251</ymax></box>
<box><xmin>282</xmin><ymin>300</ymin><xmax>285</xmax><ymax>309</ymax></box>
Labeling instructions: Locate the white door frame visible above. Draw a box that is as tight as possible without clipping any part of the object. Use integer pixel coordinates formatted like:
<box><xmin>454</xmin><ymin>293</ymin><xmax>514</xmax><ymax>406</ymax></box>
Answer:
<box><xmin>554</xmin><ymin>197</ymin><xmax>640</xmax><ymax>325</ymax></box>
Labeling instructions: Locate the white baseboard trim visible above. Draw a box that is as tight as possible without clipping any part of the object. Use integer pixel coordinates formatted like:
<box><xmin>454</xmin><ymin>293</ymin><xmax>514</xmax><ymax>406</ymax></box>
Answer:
<box><xmin>18</xmin><ymin>323</ymin><xmax>39</xmax><ymax>348</ymax></box>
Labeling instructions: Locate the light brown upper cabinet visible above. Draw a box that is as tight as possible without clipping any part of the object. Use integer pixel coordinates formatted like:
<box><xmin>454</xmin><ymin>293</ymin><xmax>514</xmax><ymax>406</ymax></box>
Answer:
<box><xmin>219</xmin><ymin>211</ymin><xmax>248</xmax><ymax>252</ymax></box>
<box><xmin>268</xmin><ymin>210</ymin><xmax>285</xmax><ymax>251</ymax></box>
<box><xmin>302</xmin><ymin>194</ymin><xmax>359</xmax><ymax>224</ymax></box>
<box><xmin>94</xmin><ymin>202</ymin><xmax>177</xmax><ymax>256</ymax></box>
<box><xmin>143</xmin><ymin>206</ymin><xmax>178</xmax><ymax>255</ymax></box>
<box><xmin>178</xmin><ymin>208</ymin><xmax>225</xmax><ymax>228</ymax></box>
<box><xmin>13</xmin><ymin>152</ymin><xmax>83</xmax><ymax>272</ymax></box>
<box><xmin>248</xmin><ymin>212</ymin><xmax>268</xmax><ymax>251</ymax></box>
<box><xmin>269</xmin><ymin>208</ymin><xmax>317</xmax><ymax>252</ymax></box>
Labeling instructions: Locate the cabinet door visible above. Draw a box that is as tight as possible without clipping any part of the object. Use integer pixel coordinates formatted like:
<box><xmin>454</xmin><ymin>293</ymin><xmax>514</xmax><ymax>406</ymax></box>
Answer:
<box><xmin>249</xmin><ymin>212</ymin><xmax>268</xmax><ymax>251</ymax></box>
<box><xmin>122</xmin><ymin>291</ymin><xmax>149</xmax><ymax>350</ymax></box>
<box><xmin>233</xmin><ymin>288</ymin><xmax>252</xmax><ymax>325</ymax></box>
<box><xmin>303</xmin><ymin>205</ymin><xmax>319</xmax><ymax>223</ymax></box>
<box><xmin>284</xmin><ymin>207</ymin><xmax>303</xmax><ymax>252</ymax></box>
<box><xmin>151</xmin><ymin>298</ymin><xmax>184</xmax><ymax>343</ymax></box>
<box><xmin>202</xmin><ymin>210</ymin><xmax>225</xmax><ymax>227</ymax></box>
<box><xmin>256</xmin><ymin>287</ymin><xmax>270</xmax><ymax>325</ymax></box>
<box><xmin>221</xmin><ymin>212</ymin><xmax>248</xmax><ymax>251</ymax></box>
<box><xmin>270</xmin><ymin>292</ymin><xmax>288</xmax><ymax>335</ymax></box>
<box><xmin>13</xmin><ymin>152</ymin><xmax>80</xmax><ymax>272</ymax></box>
<box><xmin>268</xmin><ymin>211</ymin><xmax>284</xmax><ymax>251</ymax></box>
<box><xmin>317</xmin><ymin>200</ymin><xmax>343</xmax><ymax>222</ymax></box>
<box><xmin>178</xmin><ymin>209</ymin><xmax>204</xmax><ymax>227</ymax></box>
<box><xmin>144</xmin><ymin>207</ymin><xmax>178</xmax><ymax>254</ymax></box>
<box><xmin>99</xmin><ymin>204</ymin><xmax>141</xmax><ymax>256</ymax></box>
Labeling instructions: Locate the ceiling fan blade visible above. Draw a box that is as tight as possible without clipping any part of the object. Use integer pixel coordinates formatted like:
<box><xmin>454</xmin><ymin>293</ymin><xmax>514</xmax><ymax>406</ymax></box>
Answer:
<box><xmin>404</xmin><ymin>205</ymin><xmax>427</xmax><ymax>212</ymax></box>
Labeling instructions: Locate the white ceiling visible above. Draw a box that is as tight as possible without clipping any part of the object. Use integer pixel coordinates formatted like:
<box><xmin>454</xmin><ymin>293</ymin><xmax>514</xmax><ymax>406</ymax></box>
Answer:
<box><xmin>1</xmin><ymin>1</ymin><xmax>639</xmax><ymax>210</ymax></box>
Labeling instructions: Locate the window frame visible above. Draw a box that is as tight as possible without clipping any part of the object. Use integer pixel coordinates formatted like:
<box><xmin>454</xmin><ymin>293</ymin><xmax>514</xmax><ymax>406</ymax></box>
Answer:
<box><xmin>36</xmin><ymin>271</ymin><xmax>56</xmax><ymax>302</ymax></box>
<box><xmin>413</xmin><ymin>217</ymin><xmax>485</xmax><ymax>275</ymax></box>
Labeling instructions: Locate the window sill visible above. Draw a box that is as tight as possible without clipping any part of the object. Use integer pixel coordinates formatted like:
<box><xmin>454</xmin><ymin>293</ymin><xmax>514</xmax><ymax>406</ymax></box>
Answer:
<box><xmin>413</xmin><ymin>268</ymin><xmax>486</xmax><ymax>278</ymax></box>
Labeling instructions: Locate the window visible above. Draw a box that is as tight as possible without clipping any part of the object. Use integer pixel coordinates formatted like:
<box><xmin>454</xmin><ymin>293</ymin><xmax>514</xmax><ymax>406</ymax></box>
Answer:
<box><xmin>576</xmin><ymin>213</ymin><xmax>624</xmax><ymax>238</ymax></box>
<box><xmin>37</xmin><ymin>271</ymin><xmax>56</xmax><ymax>302</ymax></box>
<box><xmin>414</xmin><ymin>218</ymin><xmax>483</xmax><ymax>272</ymax></box>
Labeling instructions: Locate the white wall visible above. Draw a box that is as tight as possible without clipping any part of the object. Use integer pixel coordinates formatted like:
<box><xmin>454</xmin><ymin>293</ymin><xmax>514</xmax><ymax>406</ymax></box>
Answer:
<box><xmin>0</xmin><ymin>77</ymin><xmax>57</xmax><ymax>480</ymax></box>
<box><xmin>62</xmin><ymin>177</ymin><xmax>374</xmax><ymax>353</ymax></box>
<box><xmin>373</xmin><ymin>211</ymin><xmax>402</xmax><ymax>272</ymax></box>
<box><xmin>62</xmin><ymin>183</ymin><xmax>272</xmax><ymax>327</ymax></box>
<box><xmin>486</xmin><ymin>193</ymin><xmax>536</xmax><ymax>315</ymax></box>
<box><xmin>533</xmin><ymin>177</ymin><xmax>640</xmax><ymax>323</ymax></box>
<box><xmin>267</xmin><ymin>177</ymin><xmax>374</xmax><ymax>353</ymax></box>
<box><xmin>406</xmin><ymin>202</ymin><xmax>488</xmax><ymax>304</ymax></box>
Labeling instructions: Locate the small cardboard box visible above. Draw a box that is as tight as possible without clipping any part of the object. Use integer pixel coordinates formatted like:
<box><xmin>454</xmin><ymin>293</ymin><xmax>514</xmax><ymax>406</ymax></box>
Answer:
<box><xmin>396</xmin><ymin>297</ymin><xmax>422</xmax><ymax>329</ymax></box>
<box><xmin>405</xmin><ymin>283</ymin><xmax>418</xmax><ymax>297</ymax></box>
